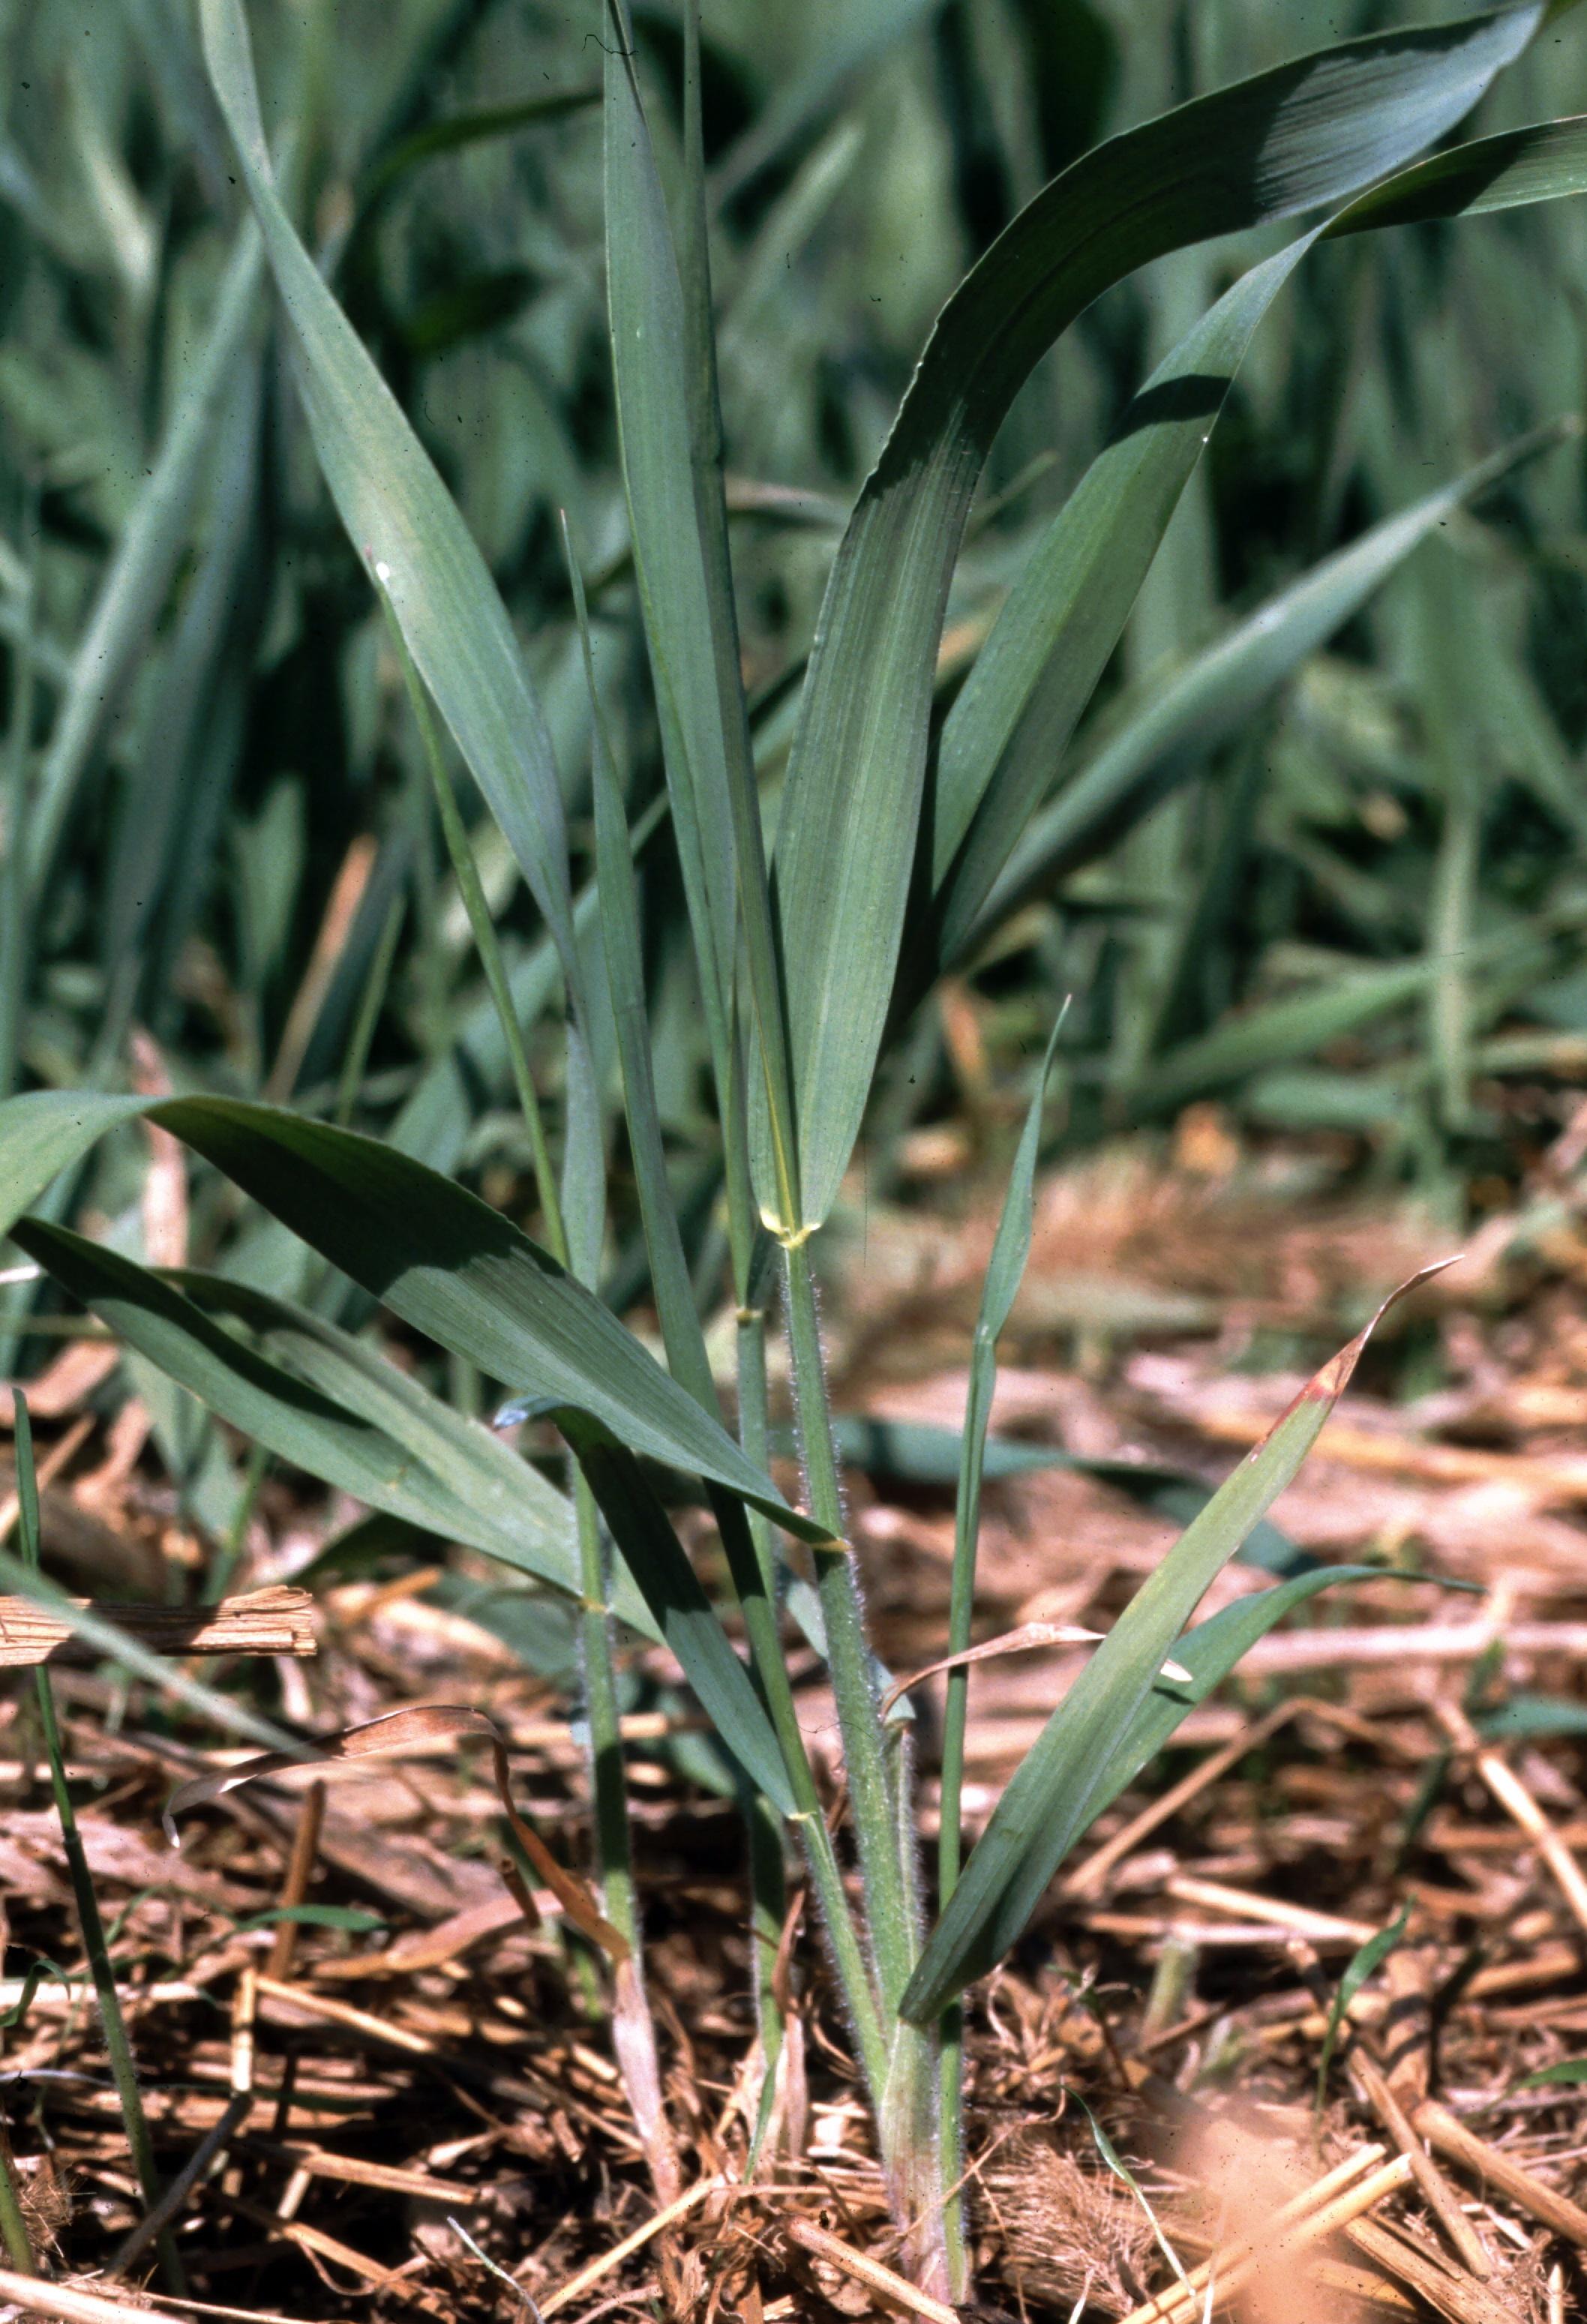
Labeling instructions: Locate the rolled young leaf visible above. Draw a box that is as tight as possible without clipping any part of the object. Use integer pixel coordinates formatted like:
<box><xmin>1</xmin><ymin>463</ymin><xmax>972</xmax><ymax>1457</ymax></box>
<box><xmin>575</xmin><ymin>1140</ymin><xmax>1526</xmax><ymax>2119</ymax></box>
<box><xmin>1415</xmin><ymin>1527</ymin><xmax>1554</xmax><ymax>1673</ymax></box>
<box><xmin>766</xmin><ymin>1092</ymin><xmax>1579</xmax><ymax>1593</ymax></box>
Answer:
<box><xmin>900</xmin><ymin>1264</ymin><xmax>1454</xmax><ymax>2021</ymax></box>
<box><xmin>940</xmin><ymin>1014</ymin><xmax>1067</xmax><ymax>1897</ymax></box>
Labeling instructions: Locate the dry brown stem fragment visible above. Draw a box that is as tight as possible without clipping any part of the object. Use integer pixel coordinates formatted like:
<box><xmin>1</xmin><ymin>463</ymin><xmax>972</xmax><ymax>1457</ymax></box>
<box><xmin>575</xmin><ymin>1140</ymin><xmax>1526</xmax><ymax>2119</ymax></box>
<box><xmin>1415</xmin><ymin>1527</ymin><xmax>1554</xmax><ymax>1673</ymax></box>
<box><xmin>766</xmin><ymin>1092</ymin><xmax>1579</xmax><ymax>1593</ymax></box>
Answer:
<box><xmin>0</xmin><ymin>1585</ymin><xmax>315</xmax><ymax>1667</ymax></box>
<box><xmin>1444</xmin><ymin>1708</ymin><xmax>1587</xmax><ymax>1935</ymax></box>
<box><xmin>1161</xmin><ymin>1875</ymin><xmax>1376</xmax><ymax>1946</ymax></box>
<box><xmin>784</xmin><ymin>2219</ymin><xmax>959</xmax><ymax>2324</ymax></box>
<box><xmin>0</xmin><ymin>2270</ymin><xmax>193</xmax><ymax>2324</ymax></box>
<box><xmin>1342</xmin><ymin>2215</ymin><xmax>1524</xmax><ymax>2324</ymax></box>
<box><xmin>1114</xmin><ymin>2150</ymin><xmax>1414</xmax><ymax>2324</ymax></box>
<box><xmin>165</xmin><ymin>1702</ymin><xmax>626</xmax><ymax>1956</ymax></box>
<box><xmin>265</xmin><ymin>1779</ymin><xmax>325</xmax><ymax>1982</ymax></box>
<box><xmin>1413</xmin><ymin>2099</ymin><xmax>1587</xmax><ymax>2251</ymax></box>
<box><xmin>1348</xmin><ymin>2050</ymin><xmax>1492</xmax><ymax>2278</ymax></box>
<box><xmin>536</xmin><ymin>2175</ymin><xmax>719</xmax><ymax>2318</ymax></box>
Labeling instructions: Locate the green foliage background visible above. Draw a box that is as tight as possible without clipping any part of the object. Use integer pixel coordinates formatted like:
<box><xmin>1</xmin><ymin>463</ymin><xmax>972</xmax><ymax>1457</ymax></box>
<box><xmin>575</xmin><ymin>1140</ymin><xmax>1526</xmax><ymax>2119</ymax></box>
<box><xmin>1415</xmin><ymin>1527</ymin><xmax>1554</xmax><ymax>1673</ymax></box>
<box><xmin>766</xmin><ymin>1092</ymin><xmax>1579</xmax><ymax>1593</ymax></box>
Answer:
<box><xmin>5</xmin><ymin>0</ymin><xmax>1587</xmax><ymax>1304</ymax></box>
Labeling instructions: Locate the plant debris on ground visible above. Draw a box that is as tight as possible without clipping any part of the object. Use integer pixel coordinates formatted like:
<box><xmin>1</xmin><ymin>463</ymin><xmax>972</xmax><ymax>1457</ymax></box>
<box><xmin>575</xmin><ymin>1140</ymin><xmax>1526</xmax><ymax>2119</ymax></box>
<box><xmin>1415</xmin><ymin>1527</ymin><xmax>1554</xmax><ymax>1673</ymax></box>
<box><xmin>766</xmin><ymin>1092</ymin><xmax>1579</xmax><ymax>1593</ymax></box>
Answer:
<box><xmin>4</xmin><ymin>1110</ymin><xmax>1587</xmax><ymax>2321</ymax></box>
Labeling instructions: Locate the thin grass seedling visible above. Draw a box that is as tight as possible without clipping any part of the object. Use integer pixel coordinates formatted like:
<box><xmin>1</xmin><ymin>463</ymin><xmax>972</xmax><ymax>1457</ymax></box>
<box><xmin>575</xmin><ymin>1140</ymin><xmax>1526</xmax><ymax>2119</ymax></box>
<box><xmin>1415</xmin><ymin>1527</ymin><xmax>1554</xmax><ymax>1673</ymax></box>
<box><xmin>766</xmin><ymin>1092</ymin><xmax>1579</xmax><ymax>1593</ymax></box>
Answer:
<box><xmin>333</xmin><ymin>888</ymin><xmax>406</xmax><ymax>1129</ymax></box>
<box><xmin>1071</xmin><ymin>2089</ymin><xmax>1195</xmax><ymax>2305</ymax></box>
<box><xmin>1316</xmin><ymin>1906</ymin><xmax>1412</xmax><ymax>2113</ymax></box>
<box><xmin>383</xmin><ymin>587</ymin><xmax>675</xmax><ymax>2194</ymax></box>
<box><xmin>938</xmin><ymin>1011</ymin><xmax>1065</xmax><ymax>2293</ymax></box>
<box><xmin>10</xmin><ymin>1399</ymin><xmax>184</xmax><ymax>2296</ymax></box>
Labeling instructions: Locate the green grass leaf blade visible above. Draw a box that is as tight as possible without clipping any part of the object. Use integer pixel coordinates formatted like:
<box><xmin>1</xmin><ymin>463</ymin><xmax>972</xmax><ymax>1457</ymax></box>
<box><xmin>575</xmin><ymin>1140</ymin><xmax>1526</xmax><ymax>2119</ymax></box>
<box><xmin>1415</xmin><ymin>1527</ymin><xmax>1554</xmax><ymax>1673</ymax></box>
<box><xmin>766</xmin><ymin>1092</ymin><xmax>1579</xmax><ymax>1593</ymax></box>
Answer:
<box><xmin>967</xmin><ymin>424</ymin><xmax>1575</xmax><ymax>954</ymax></box>
<box><xmin>0</xmin><ymin>1091</ymin><xmax>148</xmax><ymax>1241</ymax></box>
<box><xmin>1327</xmin><ymin>109</ymin><xmax>1587</xmax><ymax>236</ymax></box>
<box><xmin>1318</xmin><ymin>1906</ymin><xmax>1410</xmax><ymax>2108</ymax></box>
<box><xmin>769</xmin><ymin>1</ymin><xmax>1548</xmax><ymax>1233</ymax></box>
<box><xmin>929</xmin><ymin>241</ymin><xmax>1315</xmax><ymax>965</ymax></box>
<box><xmin>938</xmin><ymin>1013</ymin><xmax>1063</xmax><ymax>2290</ymax></box>
<box><xmin>574</xmin><ymin>542</ymin><xmax>710</xmax><ymax>1409</ymax></box>
<box><xmin>941</xmin><ymin>1012</ymin><xmax>1066</xmax><ymax>1891</ymax></box>
<box><xmin>198</xmin><ymin>0</ymin><xmax>581</xmax><ymax>984</ymax></box>
<box><xmin>0</xmin><ymin>1091</ymin><xmax>826</xmax><ymax>1541</ymax></box>
<box><xmin>602</xmin><ymin>1</ymin><xmax>797</xmax><ymax>1228</ymax></box>
<box><xmin>902</xmin><ymin>1268</ymin><xmax>1450</xmax><ymax>2021</ymax></box>
<box><xmin>356</xmin><ymin>86</ymin><xmax>598</xmax><ymax>218</ymax></box>
<box><xmin>929</xmin><ymin>112</ymin><xmax>1587</xmax><ymax>975</ymax></box>
<box><xmin>555</xmin><ymin>1411</ymin><xmax>797</xmax><ymax>1817</ymax></box>
<box><xmin>1079</xmin><ymin>1567</ymin><xmax>1466</xmax><ymax>1849</ymax></box>
<box><xmin>28</xmin><ymin>219</ymin><xmax>263</xmax><ymax>896</ymax></box>
<box><xmin>1520</xmin><ymin>2059</ymin><xmax>1587</xmax><ymax>2089</ymax></box>
<box><xmin>167</xmin><ymin>1099</ymin><xmax>825</xmax><ymax>1540</ymax></box>
<box><xmin>600</xmin><ymin>0</ymin><xmax>734</xmax><ymax>1030</ymax></box>
<box><xmin>11</xmin><ymin>1219</ymin><xmax>638</xmax><ymax>1624</ymax></box>
<box><xmin>1132</xmin><ymin>959</ymin><xmax>1454</xmax><ymax>1119</ymax></box>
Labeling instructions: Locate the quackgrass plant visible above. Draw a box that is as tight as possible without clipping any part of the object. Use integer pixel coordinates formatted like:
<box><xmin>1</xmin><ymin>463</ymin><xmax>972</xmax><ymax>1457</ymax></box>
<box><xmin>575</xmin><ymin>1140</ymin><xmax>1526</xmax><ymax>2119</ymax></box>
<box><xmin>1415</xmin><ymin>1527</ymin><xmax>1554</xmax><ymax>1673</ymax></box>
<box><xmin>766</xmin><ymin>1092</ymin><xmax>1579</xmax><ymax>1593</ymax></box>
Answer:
<box><xmin>6</xmin><ymin>0</ymin><xmax>1587</xmax><ymax>2296</ymax></box>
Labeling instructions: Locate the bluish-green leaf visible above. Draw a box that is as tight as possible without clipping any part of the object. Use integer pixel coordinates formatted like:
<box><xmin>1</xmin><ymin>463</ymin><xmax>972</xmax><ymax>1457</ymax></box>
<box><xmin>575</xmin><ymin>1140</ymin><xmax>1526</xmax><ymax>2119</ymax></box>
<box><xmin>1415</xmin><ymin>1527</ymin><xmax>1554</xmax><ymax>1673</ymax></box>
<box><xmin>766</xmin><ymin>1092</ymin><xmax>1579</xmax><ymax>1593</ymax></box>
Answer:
<box><xmin>902</xmin><ymin>1271</ymin><xmax>1448</xmax><ymax>2020</ymax></box>
<box><xmin>0</xmin><ymin>1090</ymin><xmax>830</xmax><ymax>1546</ymax></box>
<box><xmin>968</xmin><ymin>427</ymin><xmax>1576</xmax><ymax>953</ymax></box>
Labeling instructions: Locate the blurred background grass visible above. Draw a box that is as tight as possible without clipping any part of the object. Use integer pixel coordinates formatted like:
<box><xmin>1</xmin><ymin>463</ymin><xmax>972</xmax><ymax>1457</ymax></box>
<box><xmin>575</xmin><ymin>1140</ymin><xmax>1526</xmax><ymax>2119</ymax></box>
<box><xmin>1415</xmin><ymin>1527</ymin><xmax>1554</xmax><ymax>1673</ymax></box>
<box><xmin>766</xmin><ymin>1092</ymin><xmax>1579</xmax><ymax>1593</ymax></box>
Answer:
<box><xmin>5</xmin><ymin>0</ymin><xmax>1587</xmax><ymax>1342</ymax></box>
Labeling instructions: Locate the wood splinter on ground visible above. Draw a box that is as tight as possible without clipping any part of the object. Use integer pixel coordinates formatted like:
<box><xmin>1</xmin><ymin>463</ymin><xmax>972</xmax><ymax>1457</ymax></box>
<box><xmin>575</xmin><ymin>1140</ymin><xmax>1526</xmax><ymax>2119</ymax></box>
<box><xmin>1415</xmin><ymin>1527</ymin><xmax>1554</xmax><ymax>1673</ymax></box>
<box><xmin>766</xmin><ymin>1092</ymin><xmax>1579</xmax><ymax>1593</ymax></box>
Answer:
<box><xmin>0</xmin><ymin>1585</ymin><xmax>316</xmax><ymax>1666</ymax></box>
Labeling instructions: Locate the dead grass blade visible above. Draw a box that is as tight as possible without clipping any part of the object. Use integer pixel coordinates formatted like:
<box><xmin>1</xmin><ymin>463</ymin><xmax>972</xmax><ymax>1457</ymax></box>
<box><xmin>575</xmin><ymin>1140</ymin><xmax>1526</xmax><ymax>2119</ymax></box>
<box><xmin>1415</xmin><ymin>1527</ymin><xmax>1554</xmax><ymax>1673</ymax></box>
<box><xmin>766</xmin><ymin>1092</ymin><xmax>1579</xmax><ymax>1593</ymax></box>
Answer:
<box><xmin>164</xmin><ymin>1702</ymin><xmax>627</xmax><ymax>1960</ymax></box>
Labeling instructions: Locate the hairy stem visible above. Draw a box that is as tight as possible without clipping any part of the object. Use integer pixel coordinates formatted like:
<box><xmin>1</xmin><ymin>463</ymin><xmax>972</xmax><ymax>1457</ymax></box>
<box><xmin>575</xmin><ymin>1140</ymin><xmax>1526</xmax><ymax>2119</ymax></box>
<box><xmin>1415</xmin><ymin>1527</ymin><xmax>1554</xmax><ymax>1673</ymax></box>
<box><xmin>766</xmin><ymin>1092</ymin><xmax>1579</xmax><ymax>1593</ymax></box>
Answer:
<box><xmin>782</xmin><ymin>1237</ymin><xmax>914</xmax><ymax>2014</ymax></box>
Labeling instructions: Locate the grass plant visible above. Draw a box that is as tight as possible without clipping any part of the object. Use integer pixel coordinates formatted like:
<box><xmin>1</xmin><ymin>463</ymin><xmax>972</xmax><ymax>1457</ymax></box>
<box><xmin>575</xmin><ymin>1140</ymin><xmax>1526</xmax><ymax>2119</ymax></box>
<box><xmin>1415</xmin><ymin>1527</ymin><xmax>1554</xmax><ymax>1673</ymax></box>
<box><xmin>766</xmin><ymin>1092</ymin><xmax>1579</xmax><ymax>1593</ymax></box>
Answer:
<box><xmin>4</xmin><ymin>0</ymin><xmax>1587</xmax><ymax>2299</ymax></box>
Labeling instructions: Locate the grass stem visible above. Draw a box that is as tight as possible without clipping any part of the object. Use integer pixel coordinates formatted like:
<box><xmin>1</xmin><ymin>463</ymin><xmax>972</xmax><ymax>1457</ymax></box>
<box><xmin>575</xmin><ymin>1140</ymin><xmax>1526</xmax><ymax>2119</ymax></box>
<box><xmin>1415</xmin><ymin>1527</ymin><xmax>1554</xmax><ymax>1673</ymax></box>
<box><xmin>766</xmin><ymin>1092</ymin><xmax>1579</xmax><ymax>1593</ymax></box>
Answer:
<box><xmin>12</xmin><ymin>1401</ymin><xmax>185</xmax><ymax>2297</ymax></box>
<box><xmin>782</xmin><ymin>1237</ymin><xmax>915</xmax><ymax>2017</ymax></box>
<box><xmin>385</xmin><ymin>598</ymin><xmax>567</xmax><ymax>1258</ymax></box>
<box><xmin>334</xmin><ymin>889</ymin><xmax>405</xmax><ymax>1129</ymax></box>
<box><xmin>936</xmin><ymin>1326</ymin><xmax>996</xmax><ymax>2299</ymax></box>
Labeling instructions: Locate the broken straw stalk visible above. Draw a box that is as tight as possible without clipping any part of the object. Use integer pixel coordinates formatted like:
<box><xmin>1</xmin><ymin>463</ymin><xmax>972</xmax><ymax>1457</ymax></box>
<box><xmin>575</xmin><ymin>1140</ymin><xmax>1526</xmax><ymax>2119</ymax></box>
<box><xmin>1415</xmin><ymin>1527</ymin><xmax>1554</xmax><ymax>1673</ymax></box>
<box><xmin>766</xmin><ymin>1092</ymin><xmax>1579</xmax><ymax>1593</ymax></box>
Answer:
<box><xmin>0</xmin><ymin>1585</ymin><xmax>314</xmax><ymax>1666</ymax></box>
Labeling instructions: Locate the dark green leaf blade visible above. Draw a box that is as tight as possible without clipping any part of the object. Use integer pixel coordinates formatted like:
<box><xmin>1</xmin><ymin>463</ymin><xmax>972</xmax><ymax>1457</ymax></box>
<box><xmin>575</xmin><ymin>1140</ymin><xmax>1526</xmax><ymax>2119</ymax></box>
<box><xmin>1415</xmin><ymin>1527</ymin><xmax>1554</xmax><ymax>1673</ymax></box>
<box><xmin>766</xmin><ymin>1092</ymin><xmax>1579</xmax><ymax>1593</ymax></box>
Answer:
<box><xmin>1328</xmin><ymin>109</ymin><xmax>1587</xmax><ymax>237</ymax></box>
<box><xmin>556</xmin><ymin>1409</ymin><xmax>796</xmax><ymax>1816</ymax></box>
<box><xmin>602</xmin><ymin>2</ymin><xmax>798</xmax><ymax>1226</ymax></box>
<box><xmin>966</xmin><ymin>424</ymin><xmax>1576</xmax><ymax>954</ymax></box>
<box><xmin>928</xmin><ymin>241</ymin><xmax>1315</xmax><ymax>968</ymax></box>
<box><xmin>0</xmin><ymin>1092</ymin><xmax>148</xmax><ymax>1243</ymax></box>
<box><xmin>197</xmin><ymin>0</ymin><xmax>580</xmax><ymax>979</ymax></box>
<box><xmin>148</xmin><ymin>1098</ymin><xmax>828</xmax><ymax>1543</ymax></box>
<box><xmin>10</xmin><ymin>1217</ymin><xmax>656</xmax><ymax>1624</ymax></box>
<box><xmin>1</xmin><ymin>1090</ymin><xmax>826</xmax><ymax>1543</ymax></box>
<box><xmin>1318</xmin><ymin>1907</ymin><xmax>1411</xmax><ymax>2107</ymax></box>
